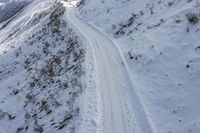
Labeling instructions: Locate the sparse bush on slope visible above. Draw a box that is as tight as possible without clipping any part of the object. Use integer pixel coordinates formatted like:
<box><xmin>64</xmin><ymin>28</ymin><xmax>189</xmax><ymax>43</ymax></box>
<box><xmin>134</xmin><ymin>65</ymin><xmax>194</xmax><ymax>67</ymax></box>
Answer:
<box><xmin>0</xmin><ymin>1</ymin><xmax>85</xmax><ymax>133</ymax></box>
<box><xmin>186</xmin><ymin>12</ymin><xmax>199</xmax><ymax>24</ymax></box>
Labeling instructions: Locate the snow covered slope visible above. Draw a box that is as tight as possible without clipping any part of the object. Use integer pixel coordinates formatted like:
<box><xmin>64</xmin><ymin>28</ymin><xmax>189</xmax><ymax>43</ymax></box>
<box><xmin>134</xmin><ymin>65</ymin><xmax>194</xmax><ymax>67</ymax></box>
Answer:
<box><xmin>0</xmin><ymin>0</ymin><xmax>31</xmax><ymax>23</ymax></box>
<box><xmin>0</xmin><ymin>0</ymin><xmax>87</xmax><ymax>132</ymax></box>
<box><xmin>1</xmin><ymin>0</ymin><xmax>200</xmax><ymax>132</ymax></box>
<box><xmin>77</xmin><ymin>0</ymin><xmax>200</xmax><ymax>133</ymax></box>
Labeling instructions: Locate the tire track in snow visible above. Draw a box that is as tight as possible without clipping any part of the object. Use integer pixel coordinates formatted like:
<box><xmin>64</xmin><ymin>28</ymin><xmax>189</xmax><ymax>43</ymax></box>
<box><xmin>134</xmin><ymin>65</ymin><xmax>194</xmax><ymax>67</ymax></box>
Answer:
<box><xmin>64</xmin><ymin>3</ymin><xmax>155</xmax><ymax>133</ymax></box>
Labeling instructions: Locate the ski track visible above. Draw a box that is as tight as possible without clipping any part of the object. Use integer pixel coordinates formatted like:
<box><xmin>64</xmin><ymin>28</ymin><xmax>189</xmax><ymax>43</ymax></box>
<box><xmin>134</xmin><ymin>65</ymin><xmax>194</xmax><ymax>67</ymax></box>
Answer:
<box><xmin>64</xmin><ymin>3</ymin><xmax>155</xmax><ymax>133</ymax></box>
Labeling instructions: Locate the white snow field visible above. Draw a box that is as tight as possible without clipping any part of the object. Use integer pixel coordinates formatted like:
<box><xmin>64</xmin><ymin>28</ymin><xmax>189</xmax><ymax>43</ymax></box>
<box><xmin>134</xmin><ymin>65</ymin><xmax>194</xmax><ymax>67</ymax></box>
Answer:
<box><xmin>73</xmin><ymin>0</ymin><xmax>200</xmax><ymax>133</ymax></box>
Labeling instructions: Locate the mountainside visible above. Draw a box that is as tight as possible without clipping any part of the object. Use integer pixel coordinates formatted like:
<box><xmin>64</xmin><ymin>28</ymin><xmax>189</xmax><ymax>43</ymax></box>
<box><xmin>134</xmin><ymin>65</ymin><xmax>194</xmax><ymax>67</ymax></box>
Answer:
<box><xmin>0</xmin><ymin>0</ymin><xmax>87</xmax><ymax>132</ymax></box>
<box><xmin>0</xmin><ymin>0</ymin><xmax>31</xmax><ymax>23</ymax></box>
<box><xmin>77</xmin><ymin>0</ymin><xmax>200</xmax><ymax>133</ymax></box>
<box><xmin>1</xmin><ymin>0</ymin><xmax>200</xmax><ymax>133</ymax></box>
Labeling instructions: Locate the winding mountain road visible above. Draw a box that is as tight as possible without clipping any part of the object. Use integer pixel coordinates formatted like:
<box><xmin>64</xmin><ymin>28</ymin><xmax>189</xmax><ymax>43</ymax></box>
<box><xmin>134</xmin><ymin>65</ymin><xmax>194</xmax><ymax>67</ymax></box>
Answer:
<box><xmin>63</xmin><ymin>3</ymin><xmax>154</xmax><ymax>133</ymax></box>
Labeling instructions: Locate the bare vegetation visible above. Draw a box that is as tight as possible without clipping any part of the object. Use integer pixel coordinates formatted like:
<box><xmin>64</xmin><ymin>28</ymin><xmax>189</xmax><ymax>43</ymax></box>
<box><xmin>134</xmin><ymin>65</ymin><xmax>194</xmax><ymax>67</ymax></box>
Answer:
<box><xmin>186</xmin><ymin>12</ymin><xmax>199</xmax><ymax>24</ymax></box>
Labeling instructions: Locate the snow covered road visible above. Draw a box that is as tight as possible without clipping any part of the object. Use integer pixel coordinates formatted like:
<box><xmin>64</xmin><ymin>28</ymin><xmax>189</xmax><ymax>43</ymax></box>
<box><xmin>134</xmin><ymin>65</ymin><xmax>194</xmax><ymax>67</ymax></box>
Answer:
<box><xmin>64</xmin><ymin>4</ymin><xmax>154</xmax><ymax>133</ymax></box>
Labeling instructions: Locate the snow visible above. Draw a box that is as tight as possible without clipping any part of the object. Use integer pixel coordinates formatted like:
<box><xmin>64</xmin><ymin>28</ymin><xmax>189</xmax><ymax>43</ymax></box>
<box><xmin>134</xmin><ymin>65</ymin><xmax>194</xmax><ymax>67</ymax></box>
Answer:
<box><xmin>1</xmin><ymin>0</ymin><xmax>200</xmax><ymax>133</ymax></box>
<box><xmin>66</xmin><ymin>3</ymin><xmax>153</xmax><ymax>133</ymax></box>
<box><xmin>0</xmin><ymin>0</ymin><xmax>87</xmax><ymax>132</ymax></box>
<box><xmin>76</xmin><ymin>0</ymin><xmax>200</xmax><ymax>133</ymax></box>
<box><xmin>0</xmin><ymin>0</ymin><xmax>31</xmax><ymax>23</ymax></box>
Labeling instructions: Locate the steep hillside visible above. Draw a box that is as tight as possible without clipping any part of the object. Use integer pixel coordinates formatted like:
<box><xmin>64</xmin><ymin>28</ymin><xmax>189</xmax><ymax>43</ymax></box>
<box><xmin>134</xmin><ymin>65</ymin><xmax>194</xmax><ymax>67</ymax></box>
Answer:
<box><xmin>0</xmin><ymin>0</ymin><xmax>87</xmax><ymax>132</ymax></box>
<box><xmin>78</xmin><ymin>0</ymin><xmax>200</xmax><ymax>133</ymax></box>
<box><xmin>0</xmin><ymin>0</ymin><xmax>31</xmax><ymax>23</ymax></box>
